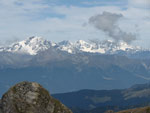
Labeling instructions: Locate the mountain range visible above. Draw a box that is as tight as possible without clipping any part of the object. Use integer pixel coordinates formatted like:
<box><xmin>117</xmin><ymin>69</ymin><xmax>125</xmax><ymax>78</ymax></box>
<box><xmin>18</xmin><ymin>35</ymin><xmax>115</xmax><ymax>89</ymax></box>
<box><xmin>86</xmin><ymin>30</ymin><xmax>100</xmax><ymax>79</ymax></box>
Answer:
<box><xmin>0</xmin><ymin>36</ymin><xmax>143</xmax><ymax>55</ymax></box>
<box><xmin>0</xmin><ymin>36</ymin><xmax>150</xmax><ymax>97</ymax></box>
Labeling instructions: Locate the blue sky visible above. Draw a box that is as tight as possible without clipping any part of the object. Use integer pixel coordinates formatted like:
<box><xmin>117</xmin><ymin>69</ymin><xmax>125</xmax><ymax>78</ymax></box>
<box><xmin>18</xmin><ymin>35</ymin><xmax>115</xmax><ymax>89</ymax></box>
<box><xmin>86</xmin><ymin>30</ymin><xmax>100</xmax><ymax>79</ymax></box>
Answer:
<box><xmin>0</xmin><ymin>0</ymin><xmax>149</xmax><ymax>48</ymax></box>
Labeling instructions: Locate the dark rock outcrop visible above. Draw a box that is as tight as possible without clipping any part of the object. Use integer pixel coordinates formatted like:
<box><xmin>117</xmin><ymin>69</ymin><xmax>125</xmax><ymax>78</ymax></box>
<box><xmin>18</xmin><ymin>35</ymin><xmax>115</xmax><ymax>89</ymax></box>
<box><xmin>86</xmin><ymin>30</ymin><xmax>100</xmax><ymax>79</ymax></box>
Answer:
<box><xmin>0</xmin><ymin>99</ymin><xmax>2</xmax><ymax>113</ymax></box>
<box><xmin>0</xmin><ymin>81</ymin><xmax>72</xmax><ymax>113</ymax></box>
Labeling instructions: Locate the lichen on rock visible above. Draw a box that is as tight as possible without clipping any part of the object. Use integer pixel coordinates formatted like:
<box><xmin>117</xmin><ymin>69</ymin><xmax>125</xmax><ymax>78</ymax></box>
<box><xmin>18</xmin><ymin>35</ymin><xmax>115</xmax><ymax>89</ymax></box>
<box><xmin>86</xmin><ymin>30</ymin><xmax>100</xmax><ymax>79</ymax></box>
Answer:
<box><xmin>1</xmin><ymin>81</ymin><xmax>72</xmax><ymax>113</ymax></box>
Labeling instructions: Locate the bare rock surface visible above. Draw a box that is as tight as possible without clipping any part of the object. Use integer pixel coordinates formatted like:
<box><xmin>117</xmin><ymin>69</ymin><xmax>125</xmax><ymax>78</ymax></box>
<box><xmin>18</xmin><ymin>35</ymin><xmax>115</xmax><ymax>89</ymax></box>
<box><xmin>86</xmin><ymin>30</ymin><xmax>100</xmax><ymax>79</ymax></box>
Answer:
<box><xmin>0</xmin><ymin>99</ymin><xmax>2</xmax><ymax>113</ymax></box>
<box><xmin>1</xmin><ymin>81</ymin><xmax>72</xmax><ymax>113</ymax></box>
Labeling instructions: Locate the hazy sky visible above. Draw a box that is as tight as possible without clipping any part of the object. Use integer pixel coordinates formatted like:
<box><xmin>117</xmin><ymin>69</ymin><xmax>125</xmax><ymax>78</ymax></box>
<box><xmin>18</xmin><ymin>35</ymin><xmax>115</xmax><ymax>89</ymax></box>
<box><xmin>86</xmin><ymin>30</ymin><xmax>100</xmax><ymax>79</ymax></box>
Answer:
<box><xmin>0</xmin><ymin>0</ymin><xmax>149</xmax><ymax>48</ymax></box>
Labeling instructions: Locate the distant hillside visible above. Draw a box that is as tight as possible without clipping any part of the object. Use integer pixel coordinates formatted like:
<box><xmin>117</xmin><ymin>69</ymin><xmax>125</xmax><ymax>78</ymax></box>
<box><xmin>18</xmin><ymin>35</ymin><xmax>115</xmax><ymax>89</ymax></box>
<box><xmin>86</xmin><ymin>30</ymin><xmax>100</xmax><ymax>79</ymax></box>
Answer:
<box><xmin>0</xmin><ymin>51</ymin><xmax>150</xmax><ymax>96</ymax></box>
<box><xmin>117</xmin><ymin>106</ymin><xmax>150</xmax><ymax>113</ymax></box>
<box><xmin>53</xmin><ymin>83</ymin><xmax>150</xmax><ymax>113</ymax></box>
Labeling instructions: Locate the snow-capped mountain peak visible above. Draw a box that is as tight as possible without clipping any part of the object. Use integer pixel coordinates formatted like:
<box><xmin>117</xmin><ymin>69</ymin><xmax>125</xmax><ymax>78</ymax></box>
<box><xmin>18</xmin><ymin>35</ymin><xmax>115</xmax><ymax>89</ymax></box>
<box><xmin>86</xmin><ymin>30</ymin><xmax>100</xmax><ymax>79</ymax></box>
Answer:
<box><xmin>74</xmin><ymin>40</ymin><xmax>105</xmax><ymax>53</ymax></box>
<box><xmin>0</xmin><ymin>36</ymin><xmax>143</xmax><ymax>55</ymax></box>
<box><xmin>3</xmin><ymin>36</ymin><xmax>53</xmax><ymax>55</ymax></box>
<box><xmin>58</xmin><ymin>40</ymin><xmax>72</xmax><ymax>46</ymax></box>
<box><xmin>57</xmin><ymin>40</ymin><xmax>74</xmax><ymax>53</ymax></box>
<box><xmin>76</xmin><ymin>40</ymin><xmax>88</xmax><ymax>45</ymax></box>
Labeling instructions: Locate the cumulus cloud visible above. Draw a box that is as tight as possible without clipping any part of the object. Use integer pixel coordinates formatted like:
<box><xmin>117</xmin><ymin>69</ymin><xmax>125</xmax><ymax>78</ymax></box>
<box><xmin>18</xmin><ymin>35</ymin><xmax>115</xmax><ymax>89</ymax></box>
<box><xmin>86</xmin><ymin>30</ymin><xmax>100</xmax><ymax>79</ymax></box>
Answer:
<box><xmin>89</xmin><ymin>11</ymin><xmax>137</xmax><ymax>44</ymax></box>
<box><xmin>0</xmin><ymin>0</ymin><xmax>149</xmax><ymax>48</ymax></box>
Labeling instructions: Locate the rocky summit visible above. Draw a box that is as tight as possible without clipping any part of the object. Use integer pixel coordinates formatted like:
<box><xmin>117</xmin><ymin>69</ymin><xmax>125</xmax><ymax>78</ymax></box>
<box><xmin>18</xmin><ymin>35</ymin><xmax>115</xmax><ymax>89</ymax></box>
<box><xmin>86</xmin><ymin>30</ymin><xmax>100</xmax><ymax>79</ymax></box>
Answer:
<box><xmin>0</xmin><ymin>81</ymin><xmax>72</xmax><ymax>113</ymax></box>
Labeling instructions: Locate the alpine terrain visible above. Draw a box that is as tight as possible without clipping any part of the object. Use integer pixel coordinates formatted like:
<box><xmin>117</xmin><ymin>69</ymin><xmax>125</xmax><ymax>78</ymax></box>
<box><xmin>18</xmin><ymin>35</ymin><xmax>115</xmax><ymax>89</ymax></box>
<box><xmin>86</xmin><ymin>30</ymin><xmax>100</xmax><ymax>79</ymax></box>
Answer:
<box><xmin>0</xmin><ymin>36</ymin><xmax>150</xmax><ymax>97</ymax></box>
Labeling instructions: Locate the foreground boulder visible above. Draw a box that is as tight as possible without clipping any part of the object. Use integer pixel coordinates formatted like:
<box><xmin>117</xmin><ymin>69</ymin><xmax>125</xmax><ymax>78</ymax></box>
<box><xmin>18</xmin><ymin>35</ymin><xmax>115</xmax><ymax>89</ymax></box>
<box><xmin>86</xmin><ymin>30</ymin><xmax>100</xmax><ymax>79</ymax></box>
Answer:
<box><xmin>0</xmin><ymin>81</ymin><xmax>72</xmax><ymax>113</ymax></box>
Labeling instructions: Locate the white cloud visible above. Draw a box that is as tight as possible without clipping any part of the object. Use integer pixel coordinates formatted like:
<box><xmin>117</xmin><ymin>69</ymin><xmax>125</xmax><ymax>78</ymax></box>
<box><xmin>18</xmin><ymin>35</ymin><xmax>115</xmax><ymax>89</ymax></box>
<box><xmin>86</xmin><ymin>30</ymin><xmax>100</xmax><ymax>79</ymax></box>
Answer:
<box><xmin>0</xmin><ymin>0</ymin><xmax>149</xmax><ymax>48</ymax></box>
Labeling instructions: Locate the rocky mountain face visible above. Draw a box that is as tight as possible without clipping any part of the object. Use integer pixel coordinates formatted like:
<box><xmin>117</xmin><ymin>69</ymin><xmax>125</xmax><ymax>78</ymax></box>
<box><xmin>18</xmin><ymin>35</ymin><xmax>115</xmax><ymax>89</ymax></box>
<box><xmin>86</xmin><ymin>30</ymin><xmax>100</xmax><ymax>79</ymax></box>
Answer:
<box><xmin>0</xmin><ymin>36</ymin><xmax>149</xmax><ymax>60</ymax></box>
<box><xmin>0</xmin><ymin>36</ymin><xmax>144</xmax><ymax>55</ymax></box>
<box><xmin>0</xmin><ymin>81</ymin><xmax>72</xmax><ymax>113</ymax></box>
<box><xmin>0</xmin><ymin>36</ymin><xmax>53</xmax><ymax>55</ymax></box>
